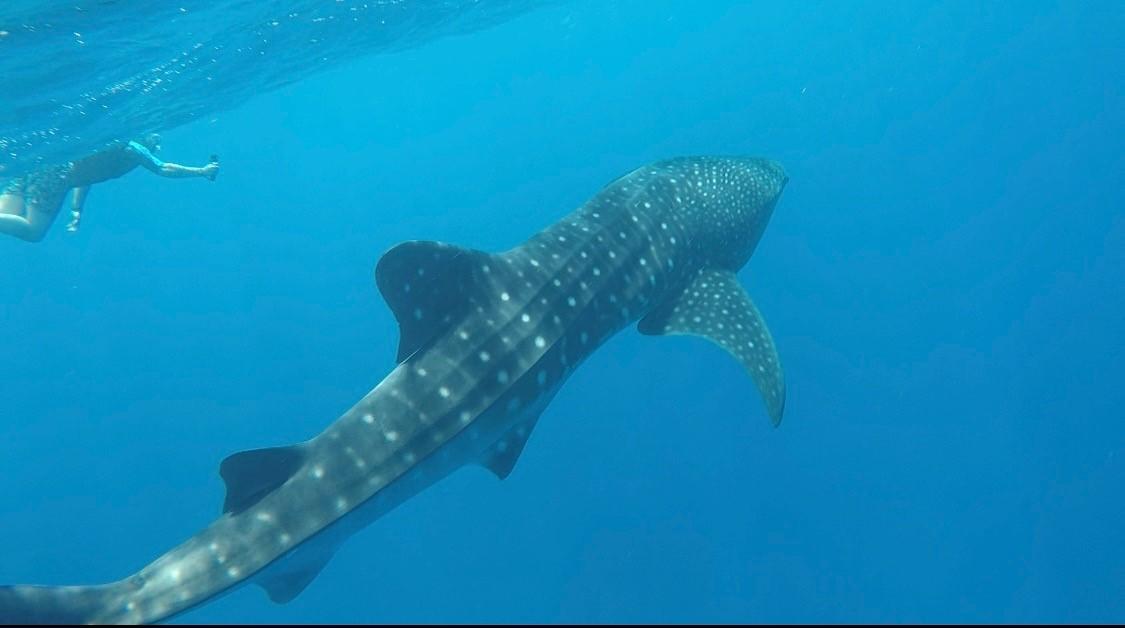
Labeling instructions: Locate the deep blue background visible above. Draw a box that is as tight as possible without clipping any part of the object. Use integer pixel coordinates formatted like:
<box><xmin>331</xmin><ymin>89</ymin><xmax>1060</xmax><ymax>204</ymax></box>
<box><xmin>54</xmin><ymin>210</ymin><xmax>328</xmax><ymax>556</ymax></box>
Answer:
<box><xmin>1</xmin><ymin>1</ymin><xmax>1122</xmax><ymax>622</ymax></box>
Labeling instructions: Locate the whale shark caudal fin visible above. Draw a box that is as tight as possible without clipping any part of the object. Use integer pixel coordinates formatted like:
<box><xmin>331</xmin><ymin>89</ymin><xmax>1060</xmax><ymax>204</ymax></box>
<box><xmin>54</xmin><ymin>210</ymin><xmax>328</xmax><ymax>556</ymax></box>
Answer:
<box><xmin>219</xmin><ymin>444</ymin><xmax>307</xmax><ymax>514</ymax></box>
<box><xmin>0</xmin><ymin>583</ymin><xmax>123</xmax><ymax>625</ymax></box>
<box><xmin>638</xmin><ymin>268</ymin><xmax>786</xmax><ymax>426</ymax></box>
<box><xmin>375</xmin><ymin>240</ymin><xmax>495</xmax><ymax>363</ymax></box>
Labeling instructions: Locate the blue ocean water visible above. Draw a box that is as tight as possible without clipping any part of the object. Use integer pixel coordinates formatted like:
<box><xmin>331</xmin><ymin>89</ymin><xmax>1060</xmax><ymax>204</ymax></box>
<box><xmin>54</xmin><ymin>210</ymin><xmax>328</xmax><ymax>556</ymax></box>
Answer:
<box><xmin>0</xmin><ymin>0</ymin><xmax>1122</xmax><ymax>623</ymax></box>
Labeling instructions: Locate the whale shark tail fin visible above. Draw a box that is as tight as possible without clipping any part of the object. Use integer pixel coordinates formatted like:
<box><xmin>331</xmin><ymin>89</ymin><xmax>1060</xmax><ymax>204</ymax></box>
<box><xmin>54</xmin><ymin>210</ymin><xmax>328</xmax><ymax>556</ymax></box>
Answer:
<box><xmin>0</xmin><ymin>582</ymin><xmax>125</xmax><ymax>625</ymax></box>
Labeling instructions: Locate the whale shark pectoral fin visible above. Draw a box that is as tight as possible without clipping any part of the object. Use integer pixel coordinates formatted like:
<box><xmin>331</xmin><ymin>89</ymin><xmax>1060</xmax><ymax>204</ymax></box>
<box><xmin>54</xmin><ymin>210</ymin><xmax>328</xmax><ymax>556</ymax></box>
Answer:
<box><xmin>375</xmin><ymin>240</ymin><xmax>494</xmax><ymax>363</ymax></box>
<box><xmin>480</xmin><ymin>416</ymin><xmax>541</xmax><ymax>480</ymax></box>
<box><xmin>638</xmin><ymin>268</ymin><xmax>786</xmax><ymax>426</ymax></box>
<box><xmin>219</xmin><ymin>445</ymin><xmax>307</xmax><ymax>515</ymax></box>
<box><xmin>256</xmin><ymin>548</ymin><xmax>335</xmax><ymax>604</ymax></box>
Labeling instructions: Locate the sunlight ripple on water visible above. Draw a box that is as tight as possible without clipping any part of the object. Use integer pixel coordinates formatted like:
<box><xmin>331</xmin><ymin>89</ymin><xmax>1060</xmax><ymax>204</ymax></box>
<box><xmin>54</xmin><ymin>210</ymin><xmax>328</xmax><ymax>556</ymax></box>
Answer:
<box><xmin>0</xmin><ymin>0</ymin><xmax>558</xmax><ymax>181</ymax></box>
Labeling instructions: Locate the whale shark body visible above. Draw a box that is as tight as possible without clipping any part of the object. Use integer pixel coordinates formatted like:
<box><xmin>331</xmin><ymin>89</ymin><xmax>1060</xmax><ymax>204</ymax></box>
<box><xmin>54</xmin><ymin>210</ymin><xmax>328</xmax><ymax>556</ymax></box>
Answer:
<box><xmin>0</xmin><ymin>155</ymin><xmax>789</xmax><ymax>624</ymax></box>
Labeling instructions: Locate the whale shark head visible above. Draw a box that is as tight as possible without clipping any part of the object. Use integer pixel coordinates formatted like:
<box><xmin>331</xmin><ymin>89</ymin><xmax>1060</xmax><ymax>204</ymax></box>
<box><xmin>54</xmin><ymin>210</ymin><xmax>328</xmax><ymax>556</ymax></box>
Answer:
<box><xmin>636</xmin><ymin>156</ymin><xmax>788</xmax><ymax>271</ymax></box>
<box><xmin>724</xmin><ymin>155</ymin><xmax>789</xmax><ymax>223</ymax></box>
<box><xmin>729</xmin><ymin>156</ymin><xmax>788</xmax><ymax>262</ymax></box>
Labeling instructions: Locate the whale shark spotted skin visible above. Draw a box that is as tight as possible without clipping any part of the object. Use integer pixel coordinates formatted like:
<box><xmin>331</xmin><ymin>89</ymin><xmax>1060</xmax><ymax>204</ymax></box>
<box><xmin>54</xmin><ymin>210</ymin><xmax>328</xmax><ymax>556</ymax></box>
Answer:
<box><xmin>0</xmin><ymin>155</ymin><xmax>789</xmax><ymax>625</ymax></box>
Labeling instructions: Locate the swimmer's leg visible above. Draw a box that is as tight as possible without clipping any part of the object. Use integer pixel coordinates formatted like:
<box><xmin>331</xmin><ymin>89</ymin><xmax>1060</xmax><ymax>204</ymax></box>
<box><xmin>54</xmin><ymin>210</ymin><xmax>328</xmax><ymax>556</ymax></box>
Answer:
<box><xmin>0</xmin><ymin>191</ymin><xmax>25</xmax><ymax>216</ymax></box>
<box><xmin>0</xmin><ymin>191</ymin><xmax>65</xmax><ymax>242</ymax></box>
<box><xmin>0</xmin><ymin>213</ymin><xmax>39</xmax><ymax>241</ymax></box>
<box><xmin>0</xmin><ymin>192</ymin><xmax>37</xmax><ymax>240</ymax></box>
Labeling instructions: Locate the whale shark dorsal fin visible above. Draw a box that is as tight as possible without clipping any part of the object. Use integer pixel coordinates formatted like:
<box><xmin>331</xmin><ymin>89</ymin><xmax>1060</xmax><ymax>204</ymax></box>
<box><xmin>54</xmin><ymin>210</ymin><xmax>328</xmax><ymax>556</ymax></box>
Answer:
<box><xmin>638</xmin><ymin>269</ymin><xmax>786</xmax><ymax>426</ymax></box>
<box><xmin>219</xmin><ymin>445</ymin><xmax>306</xmax><ymax>515</ymax></box>
<box><xmin>256</xmin><ymin>547</ymin><xmax>335</xmax><ymax>604</ymax></box>
<box><xmin>375</xmin><ymin>240</ymin><xmax>493</xmax><ymax>363</ymax></box>
<box><xmin>480</xmin><ymin>416</ymin><xmax>540</xmax><ymax>480</ymax></box>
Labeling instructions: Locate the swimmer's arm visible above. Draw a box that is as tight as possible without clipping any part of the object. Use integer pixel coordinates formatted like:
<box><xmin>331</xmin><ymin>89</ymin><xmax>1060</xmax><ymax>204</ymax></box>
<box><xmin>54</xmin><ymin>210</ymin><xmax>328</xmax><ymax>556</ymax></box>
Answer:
<box><xmin>127</xmin><ymin>141</ymin><xmax>219</xmax><ymax>180</ymax></box>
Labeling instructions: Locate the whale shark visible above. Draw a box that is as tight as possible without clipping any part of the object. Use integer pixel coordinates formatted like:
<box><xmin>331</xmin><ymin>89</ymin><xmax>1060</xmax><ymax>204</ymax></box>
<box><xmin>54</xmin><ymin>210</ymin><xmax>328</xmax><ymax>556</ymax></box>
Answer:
<box><xmin>0</xmin><ymin>155</ymin><xmax>789</xmax><ymax>625</ymax></box>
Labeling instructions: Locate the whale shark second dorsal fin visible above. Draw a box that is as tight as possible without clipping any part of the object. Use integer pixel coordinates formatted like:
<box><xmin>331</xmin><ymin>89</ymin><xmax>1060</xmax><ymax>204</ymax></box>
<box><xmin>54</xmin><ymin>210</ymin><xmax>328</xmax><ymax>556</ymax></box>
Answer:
<box><xmin>638</xmin><ymin>268</ymin><xmax>786</xmax><ymax>426</ymax></box>
<box><xmin>219</xmin><ymin>445</ymin><xmax>307</xmax><ymax>515</ymax></box>
<box><xmin>375</xmin><ymin>240</ymin><xmax>494</xmax><ymax>363</ymax></box>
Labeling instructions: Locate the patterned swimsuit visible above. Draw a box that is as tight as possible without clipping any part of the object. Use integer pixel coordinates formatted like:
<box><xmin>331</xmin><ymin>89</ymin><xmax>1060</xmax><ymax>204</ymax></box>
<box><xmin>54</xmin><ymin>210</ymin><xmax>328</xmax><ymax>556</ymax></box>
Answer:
<box><xmin>1</xmin><ymin>162</ymin><xmax>75</xmax><ymax>216</ymax></box>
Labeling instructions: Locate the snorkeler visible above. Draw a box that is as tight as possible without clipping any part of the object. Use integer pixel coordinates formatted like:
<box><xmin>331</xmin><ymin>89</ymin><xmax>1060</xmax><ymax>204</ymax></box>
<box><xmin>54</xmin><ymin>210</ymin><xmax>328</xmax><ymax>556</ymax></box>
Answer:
<box><xmin>0</xmin><ymin>133</ymin><xmax>219</xmax><ymax>242</ymax></box>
